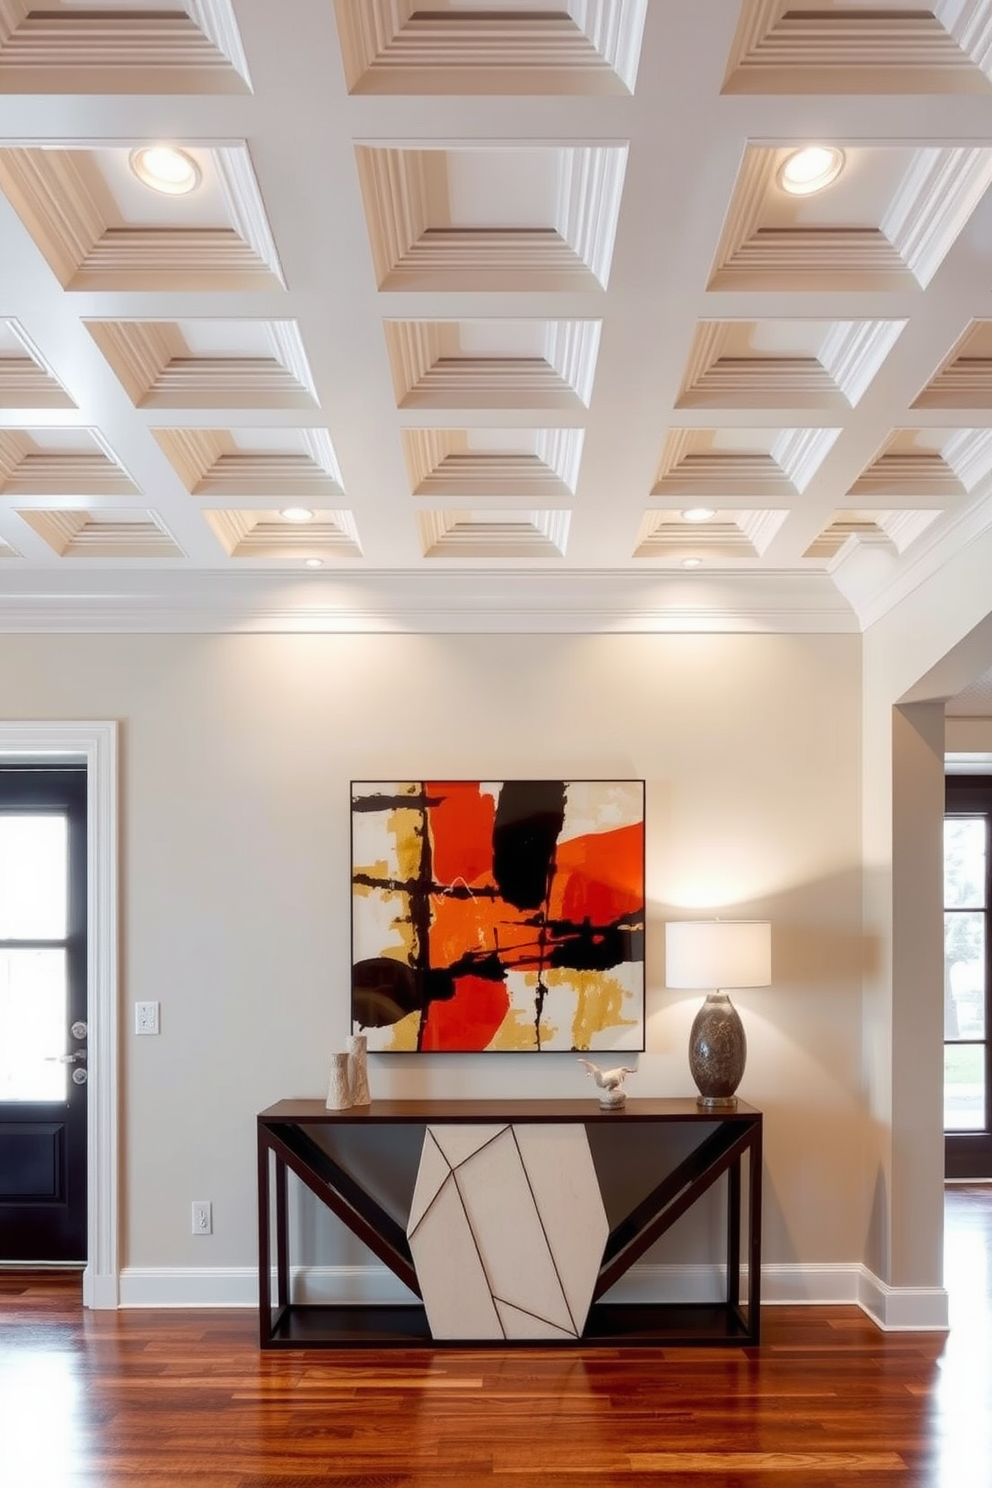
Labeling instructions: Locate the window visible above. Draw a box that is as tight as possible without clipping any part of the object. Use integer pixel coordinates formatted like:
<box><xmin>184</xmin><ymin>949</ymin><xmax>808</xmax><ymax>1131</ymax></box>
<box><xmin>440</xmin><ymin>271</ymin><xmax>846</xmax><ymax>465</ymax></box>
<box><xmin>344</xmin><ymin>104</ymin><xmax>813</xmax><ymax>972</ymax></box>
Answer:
<box><xmin>944</xmin><ymin>776</ymin><xmax>992</xmax><ymax>1178</ymax></box>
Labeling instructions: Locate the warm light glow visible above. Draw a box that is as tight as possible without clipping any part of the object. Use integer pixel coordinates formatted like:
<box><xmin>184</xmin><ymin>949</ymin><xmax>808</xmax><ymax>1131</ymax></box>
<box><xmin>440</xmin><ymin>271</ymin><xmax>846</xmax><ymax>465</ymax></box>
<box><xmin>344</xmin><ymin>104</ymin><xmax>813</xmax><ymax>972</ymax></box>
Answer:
<box><xmin>304</xmin><ymin>557</ymin><xmax>323</xmax><ymax>568</ymax></box>
<box><xmin>778</xmin><ymin>146</ymin><xmax>845</xmax><ymax>196</ymax></box>
<box><xmin>280</xmin><ymin>508</ymin><xmax>314</xmax><ymax>523</ymax></box>
<box><xmin>681</xmin><ymin>557</ymin><xmax>702</xmax><ymax>568</ymax></box>
<box><xmin>129</xmin><ymin>146</ymin><xmax>201</xmax><ymax>195</ymax></box>
<box><xmin>682</xmin><ymin>507</ymin><xmax>715</xmax><ymax>523</ymax></box>
<box><xmin>665</xmin><ymin>921</ymin><xmax>772</xmax><ymax>990</ymax></box>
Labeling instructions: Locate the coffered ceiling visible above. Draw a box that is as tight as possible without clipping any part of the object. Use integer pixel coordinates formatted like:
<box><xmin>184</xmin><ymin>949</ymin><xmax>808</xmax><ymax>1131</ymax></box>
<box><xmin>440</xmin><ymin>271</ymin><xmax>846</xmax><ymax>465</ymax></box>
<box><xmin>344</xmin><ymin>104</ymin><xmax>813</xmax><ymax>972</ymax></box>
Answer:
<box><xmin>2</xmin><ymin>0</ymin><xmax>992</xmax><ymax>634</ymax></box>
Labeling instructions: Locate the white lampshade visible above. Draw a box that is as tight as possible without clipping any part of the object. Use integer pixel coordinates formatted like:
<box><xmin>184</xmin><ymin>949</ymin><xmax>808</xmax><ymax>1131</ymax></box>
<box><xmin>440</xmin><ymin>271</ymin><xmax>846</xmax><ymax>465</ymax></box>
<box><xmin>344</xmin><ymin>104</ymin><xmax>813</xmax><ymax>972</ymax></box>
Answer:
<box><xmin>665</xmin><ymin>920</ymin><xmax>771</xmax><ymax>990</ymax></box>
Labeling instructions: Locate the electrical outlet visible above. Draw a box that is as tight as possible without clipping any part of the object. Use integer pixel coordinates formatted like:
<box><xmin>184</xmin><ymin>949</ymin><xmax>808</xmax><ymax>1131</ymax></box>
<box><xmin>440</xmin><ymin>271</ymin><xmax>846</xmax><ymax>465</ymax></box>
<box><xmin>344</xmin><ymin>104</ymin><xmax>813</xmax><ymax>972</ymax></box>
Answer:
<box><xmin>191</xmin><ymin>1201</ymin><xmax>212</xmax><ymax>1236</ymax></box>
<box><xmin>134</xmin><ymin>1001</ymin><xmax>160</xmax><ymax>1036</ymax></box>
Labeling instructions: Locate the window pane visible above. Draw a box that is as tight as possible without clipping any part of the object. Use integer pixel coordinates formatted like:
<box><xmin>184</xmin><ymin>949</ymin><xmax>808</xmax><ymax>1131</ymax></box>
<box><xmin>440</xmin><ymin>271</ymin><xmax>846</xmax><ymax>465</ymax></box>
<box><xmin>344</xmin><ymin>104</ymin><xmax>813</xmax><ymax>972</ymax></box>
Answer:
<box><xmin>944</xmin><ymin>911</ymin><xmax>986</xmax><ymax>1039</ymax></box>
<box><xmin>0</xmin><ymin>816</ymin><xmax>68</xmax><ymax>940</ymax></box>
<box><xmin>0</xmin><ymin>949</ymin><xmax>67</xmax><ymax>1100</ymax></box>
<box><xmin>944</xmin><ymin>1043</ymin><xmax>986</xmax><ymax>1131</ymax></box>
<box><xmin>944</xmin><ymin>817</ymin><xmax>987</xmax><ymax>909</ymax></box>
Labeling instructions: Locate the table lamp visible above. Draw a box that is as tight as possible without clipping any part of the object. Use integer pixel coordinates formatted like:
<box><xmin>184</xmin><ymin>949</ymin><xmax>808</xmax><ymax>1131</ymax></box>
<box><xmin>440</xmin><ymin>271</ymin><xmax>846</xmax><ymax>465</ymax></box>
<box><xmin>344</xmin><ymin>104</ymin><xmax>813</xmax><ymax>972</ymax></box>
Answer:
<box><xmin>665</xmin><ymin>920</ymin><xmax>771</xmax><ymax>1108</ymax></box>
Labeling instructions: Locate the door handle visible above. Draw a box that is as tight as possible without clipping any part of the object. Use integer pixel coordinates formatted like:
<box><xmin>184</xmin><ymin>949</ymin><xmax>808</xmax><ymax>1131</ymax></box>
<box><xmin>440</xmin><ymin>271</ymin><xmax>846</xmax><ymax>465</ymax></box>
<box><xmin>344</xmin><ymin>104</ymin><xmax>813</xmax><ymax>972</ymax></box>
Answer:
<box><xmin>46</xmin><ymin>1051</ymin><xmax>87</xmax><ymax>1064</ymax></box>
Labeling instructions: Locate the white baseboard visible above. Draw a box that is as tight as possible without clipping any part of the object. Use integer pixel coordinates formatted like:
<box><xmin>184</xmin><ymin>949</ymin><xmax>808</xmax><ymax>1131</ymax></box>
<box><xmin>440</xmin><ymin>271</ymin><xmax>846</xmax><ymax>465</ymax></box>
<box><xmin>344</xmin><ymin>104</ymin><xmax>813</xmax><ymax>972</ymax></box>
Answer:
<box><xmin>118</xmin><ymin>1260</ymin><xmax>946</xmax><ymax>1328</ymax></box>
<box><xmin>858</xmin><ymin>1268</ymin><xmax>949</xmax><ymax>1331</ymax></box>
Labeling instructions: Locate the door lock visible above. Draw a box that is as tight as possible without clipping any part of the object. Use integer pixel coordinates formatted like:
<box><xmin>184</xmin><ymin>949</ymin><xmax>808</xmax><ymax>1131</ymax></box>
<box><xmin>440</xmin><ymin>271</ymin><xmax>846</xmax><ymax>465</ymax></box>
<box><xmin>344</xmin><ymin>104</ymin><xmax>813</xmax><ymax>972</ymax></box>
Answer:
<box><xmin>71</xmin><ymin>1068</ymin><xmax>87</xmax><ymax>1085</ymax></box>
<box><xmin>70</xmin><ymin>1021</ymin><xmax>88</xmax><ymax>1040</ymax></box>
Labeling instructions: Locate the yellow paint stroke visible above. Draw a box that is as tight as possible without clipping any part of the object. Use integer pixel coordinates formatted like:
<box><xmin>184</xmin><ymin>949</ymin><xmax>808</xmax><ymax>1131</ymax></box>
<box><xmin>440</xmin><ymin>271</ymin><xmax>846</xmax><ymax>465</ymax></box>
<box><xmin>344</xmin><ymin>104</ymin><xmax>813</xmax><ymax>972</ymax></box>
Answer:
<box><xmin>386</xmin><ymin>801</ymin><xmax>428</xmax><ymax>960</ymax></box>
<box><xmin>384</xmin><ymin>1008</ymin><xmax>420</xmax><ymax>1052</ymax></box>
<box><xmin>352</xmin><ymin>859</ymin><xmax>389</xmax><ymax>898</ymax></box>
<box><xmin>486</xmin><ymin>1005</ymin><xmax>558</xmax><ymax>1051</ymax></box>
<box><xmin>540</xmin><ymin>967</ymin><xmax>638</xmax><ymax>1051</ymax></box>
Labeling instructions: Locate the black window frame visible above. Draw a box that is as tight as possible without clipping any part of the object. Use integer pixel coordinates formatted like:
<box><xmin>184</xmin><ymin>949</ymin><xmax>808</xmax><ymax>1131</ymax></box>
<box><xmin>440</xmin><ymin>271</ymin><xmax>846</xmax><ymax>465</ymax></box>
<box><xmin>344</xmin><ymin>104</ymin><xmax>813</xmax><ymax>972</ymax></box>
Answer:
<box><xmin>944</xmin><ymin>774</ymin><xmax>992</xmax><ymax>1180</ymax></box>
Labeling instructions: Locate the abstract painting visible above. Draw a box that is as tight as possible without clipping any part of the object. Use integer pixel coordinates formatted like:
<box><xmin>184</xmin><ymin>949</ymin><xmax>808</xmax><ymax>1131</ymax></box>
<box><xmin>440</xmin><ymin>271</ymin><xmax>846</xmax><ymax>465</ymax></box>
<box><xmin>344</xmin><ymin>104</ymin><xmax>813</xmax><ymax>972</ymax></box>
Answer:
<box><xmin>351</xmin><ymin>780</ymin><xmax>645</xmax><ymax>1052</ymax></box>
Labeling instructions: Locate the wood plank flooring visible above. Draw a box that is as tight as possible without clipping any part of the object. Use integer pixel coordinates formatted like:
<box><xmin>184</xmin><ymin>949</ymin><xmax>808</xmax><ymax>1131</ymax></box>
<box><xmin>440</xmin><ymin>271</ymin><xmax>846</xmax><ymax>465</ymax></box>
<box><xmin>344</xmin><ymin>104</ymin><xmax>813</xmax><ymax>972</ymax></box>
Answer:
<box><xmin>1</xmin><ymin>1187</ymin><xmax>989</xmax><ymax>1488</ymax></box>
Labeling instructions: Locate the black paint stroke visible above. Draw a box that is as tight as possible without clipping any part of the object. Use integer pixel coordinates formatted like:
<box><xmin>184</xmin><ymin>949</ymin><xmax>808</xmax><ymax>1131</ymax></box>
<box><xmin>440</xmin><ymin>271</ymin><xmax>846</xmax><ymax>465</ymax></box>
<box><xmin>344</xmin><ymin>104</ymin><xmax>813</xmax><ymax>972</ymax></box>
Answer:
<box><xmin>491</xmin><ymin>781</ymin><xmax>567</xmax><ymax>911</ymax></box>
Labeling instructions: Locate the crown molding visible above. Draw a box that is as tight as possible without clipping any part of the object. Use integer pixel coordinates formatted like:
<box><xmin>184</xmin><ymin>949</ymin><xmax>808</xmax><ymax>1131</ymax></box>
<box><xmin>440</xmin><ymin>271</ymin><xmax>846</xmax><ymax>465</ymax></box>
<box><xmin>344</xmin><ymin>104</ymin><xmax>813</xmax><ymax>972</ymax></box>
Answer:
<box><xmin>0</xmin><ymin>569</ymin><xmax>861</xmax><ymax>635</ymax></box>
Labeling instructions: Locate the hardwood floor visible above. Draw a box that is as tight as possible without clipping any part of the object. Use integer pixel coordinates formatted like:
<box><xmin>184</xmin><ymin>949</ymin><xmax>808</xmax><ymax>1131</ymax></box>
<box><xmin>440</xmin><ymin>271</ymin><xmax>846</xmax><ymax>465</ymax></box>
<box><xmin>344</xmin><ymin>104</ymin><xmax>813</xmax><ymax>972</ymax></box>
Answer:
<box><xmin>1</xmin><ymin>1189</ymin><xmax>989</xmax><ymax>1487</ymax></box>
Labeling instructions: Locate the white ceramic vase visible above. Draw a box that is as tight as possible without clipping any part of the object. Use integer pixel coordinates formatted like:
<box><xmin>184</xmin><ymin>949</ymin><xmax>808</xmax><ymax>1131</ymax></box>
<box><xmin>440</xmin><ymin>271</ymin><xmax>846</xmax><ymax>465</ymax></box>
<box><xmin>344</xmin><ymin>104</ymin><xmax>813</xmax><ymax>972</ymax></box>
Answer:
<box><xmin>325</xmin><ymin>1052</ymin><xmax>353</xmax><ymax>1110</ymax></box>
<box><xmin>347</xmin><ymin>1033</ymin><xmax>371</xmax><ymax>1106</ymax></box>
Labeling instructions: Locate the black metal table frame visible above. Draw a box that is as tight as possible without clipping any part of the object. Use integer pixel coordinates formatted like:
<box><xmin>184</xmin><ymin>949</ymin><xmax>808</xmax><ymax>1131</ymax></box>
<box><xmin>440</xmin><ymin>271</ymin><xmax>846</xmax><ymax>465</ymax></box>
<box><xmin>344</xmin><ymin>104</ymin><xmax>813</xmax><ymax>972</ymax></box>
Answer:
<box><xmin>257</xmin><ymin>1098</ymin><xmax>762</xmax><ymax>1349</ymax></box>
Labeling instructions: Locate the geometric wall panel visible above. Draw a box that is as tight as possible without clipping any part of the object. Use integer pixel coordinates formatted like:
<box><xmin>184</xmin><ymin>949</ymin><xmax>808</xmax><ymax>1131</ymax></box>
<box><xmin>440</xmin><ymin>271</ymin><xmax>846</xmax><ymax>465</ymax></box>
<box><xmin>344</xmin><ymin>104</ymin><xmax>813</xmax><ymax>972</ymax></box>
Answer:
<box><xmin>17</xmin><ymin>508</ymin><xmax>182</xmax><ymax>557</ymax></box>
<box><xmin>0</xmin><ymin>0</ymin><xmax>250</xmax><ymax>93</ymax></box>
<box><xmin>203</xmin><ymin>509</ymin><xmax>362</xmax><ymax>559</ymax></box>
<box><xmin>407</xmin><ymin>1124</ymin><xmax>608</xmax><ymax>1340</ymax></box>
<box><xmin>0</xmin><ymin>319</ymin><xmax>75</xmax><ymax>408</ymax></box>
<box><xmin>0</xmin><ymin>144</ymin><xmax>283</xmax><ymax>290</ymax></box>
<box><xmin>708</xmin><ymin>144</ymin><xmax>992</xmax><ymax>291</ymax></box>
<box><xmin>0</xmin><ymin>428</ymin><xmax>136</xmax><ymax>494</ymax></box>
<box><xmin>676</xmin><ymin>319</ymin><xmax>904</xmax><ymax>410</ymax></box>
<box><xmin>416</xmin><ymin>509</ymin><xmax>571</xmax><ymax>558</ymax></box>
<box><xmin>334</xmin><ymin>0</ymin><xmax>647</xmax><ymax>96</ymax></box>
<box><xmin>152</xmin><ymin>428</ymin><xmax>343</xmax><ymax>497</ymax></box>
<box><xmin>385</xmin><ymin>319</ymin><xmax>601</xmax><ymax>410</ymax></box>
<box><xmin>85</xmin><ymin>319</ymin><xmax>317</xmax><ymax>409</ymax></box>
<box><xmin>356</xmin><ymin>144</ymin><xmax>627</xmax><ymax>290</ymax></box>
<box><xmin>724</xmin><ymin>0</ymin><xmax>992</xmax><ymax>96</ymax></box>
<box><xmin>402</xmin><ymin>428</ymin><xmax>583</xmax><ymax>498</ymax></box>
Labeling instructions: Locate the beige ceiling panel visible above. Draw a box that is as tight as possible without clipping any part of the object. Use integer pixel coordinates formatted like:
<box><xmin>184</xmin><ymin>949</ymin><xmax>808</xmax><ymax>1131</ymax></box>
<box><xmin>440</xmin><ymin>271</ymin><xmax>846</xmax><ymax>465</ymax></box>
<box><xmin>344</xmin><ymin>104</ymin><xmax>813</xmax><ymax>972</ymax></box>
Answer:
<box><xmin>913</xmin><ymin>321</ymin><xmax>992</xmax><ymax>407</ymax></box>
<box><xmin>849</xmin><ymin>429</ymin><xmax>992</xmax><ymax>501</ymax></box>
<box><xmin>153</xmin><ymin>428</ymin><xmax>343</xmax><ymax>497</ymax></box>
<box><xmin>85</xmin><ymin>319</ymin><xmax>316</xmax><ymax>410</ymax></box>
<box><xmin>677</xmin><ymin>319</ymin><xmax>905</xmax><ymax>410</ymax></box>
<box><xmin>402</xmin><ymin>427</ymin><xmax>583</xmax><ymax>498</ymax></box>
<box><xmin>0</xmin><ymin>143</ymin><xmax>282</xmax><ymax>290</ymax></box>
<box><xmin>334</xmin><ymin>0</ymin><xmax>646</xmax><ymax>95</ymax></box>
<box><xmin>724</xmin><ymin>0</ymin><xmax>992</xmax><ymax>95</ymax></box>
<box><xmin>18</xmin><ymin>508</ymin><xmax>181</xmax><ymax>557</ymax></box>
<box><xmin>356</xmin><ymin>144</ymin><xmax>626</xmax><ymax>290</ymax></box>
<box><xmin>385</xmin><ymin>319</ymin><xmax>600</xmax><ymax>410</ymax></box>
<box><xmin>417</xmin><ymin>509</ymin><xmax>570</xmax><ymax>558</ymax></box>
<box><xmin>708</xmin><ymin>143</ymin><xmax>992</xmax><ymax>290</ymax></box>
<box><xmin>0</xmin><ymin>428</ymin><xmax>135</xmax><ymax>494</ymax></box>
<box><xmin>203</xmin><ymin>509</ymin><xmax>362</xmax><ymax>560</ymax></box>
<box><xmin>653</xmin><ymin>428</ymin><xmax>839</xmax><ymax>499</ymax></box>
<box><xmin>634</xmin><ymin>509</ymin><xmax>788</xmax><ymax>561</ymax></box>
<box><xmin>804</xmin><ymin>509</ymin><xmax>942</xmax><ymax>561</ymax></box>
<box><xmin>0</xmin><ymin>318</ymin><xmax>74</xmax><ymax>408</ymax></box>
<box><xmin>0</xmin><ymin>0</ymin><xmax>250</xmax><ymax>93</ymax></box>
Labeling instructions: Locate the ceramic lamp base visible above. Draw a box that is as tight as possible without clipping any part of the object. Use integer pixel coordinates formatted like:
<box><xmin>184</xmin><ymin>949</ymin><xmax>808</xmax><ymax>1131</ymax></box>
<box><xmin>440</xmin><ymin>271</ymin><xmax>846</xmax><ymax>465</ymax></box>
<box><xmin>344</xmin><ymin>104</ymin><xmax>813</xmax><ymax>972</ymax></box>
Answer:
<box><xmin>688</xmin><ymin>991</ymin><xmax>746</xmax><ymax>1107</ymax></box>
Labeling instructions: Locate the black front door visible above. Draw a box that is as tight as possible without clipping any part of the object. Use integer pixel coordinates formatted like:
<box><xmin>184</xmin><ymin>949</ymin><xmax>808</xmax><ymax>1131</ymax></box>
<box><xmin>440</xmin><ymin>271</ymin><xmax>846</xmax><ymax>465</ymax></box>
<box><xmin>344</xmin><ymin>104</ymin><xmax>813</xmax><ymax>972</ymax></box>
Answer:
<box><xmin>0</xmin><ymin>765</ymin><xmax>88</xmax><ymax>1261</ymax></box>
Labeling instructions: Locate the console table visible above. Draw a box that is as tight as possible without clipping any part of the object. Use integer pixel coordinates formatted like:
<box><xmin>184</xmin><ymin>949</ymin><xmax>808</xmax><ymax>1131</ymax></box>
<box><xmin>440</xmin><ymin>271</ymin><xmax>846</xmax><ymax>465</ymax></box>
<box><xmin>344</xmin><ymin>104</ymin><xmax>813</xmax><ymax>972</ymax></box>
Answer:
<box><xmin>257</xmin><ymin>1098</ymin><xmax>761</xmax><ymax>1349</ymax></box>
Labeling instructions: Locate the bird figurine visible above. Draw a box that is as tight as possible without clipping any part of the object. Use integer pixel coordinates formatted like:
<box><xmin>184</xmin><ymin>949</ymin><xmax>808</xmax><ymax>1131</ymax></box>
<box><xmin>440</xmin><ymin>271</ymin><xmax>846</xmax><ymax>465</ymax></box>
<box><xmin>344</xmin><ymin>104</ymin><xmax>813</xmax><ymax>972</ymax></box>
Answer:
<box><xmin>578</xmin><ymin>1058</ymin><xmax>636</xmax><ymax>1108</ymax></box>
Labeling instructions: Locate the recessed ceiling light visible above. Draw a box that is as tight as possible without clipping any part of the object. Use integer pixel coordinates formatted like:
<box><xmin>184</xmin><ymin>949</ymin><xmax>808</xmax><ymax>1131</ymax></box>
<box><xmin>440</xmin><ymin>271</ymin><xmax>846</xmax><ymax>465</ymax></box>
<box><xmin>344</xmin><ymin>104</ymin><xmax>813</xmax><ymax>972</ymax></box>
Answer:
<box><xmin>304</xmin><ymin>557</ymin><xmax>323</xmax><ymax>568</ymax></box>
<box><xmin>681</xmin><ymin>557</ymin><xmax>703</xmax><ymax>569</ymax></box>
<box><xmin>681</xmin><ymin>507</ymin><xmax>716</xmax><ymax>523</ymax></box>
<box><xmin>778</xmin><ymin>146</ymin><xmax>845</xmax><ymax>196</ymax></box>
<box><xmin>129</xmin><ymin>146</ymin><xmax>201</xmax><ymax>196</ymax></box>
<box><xmin>280</xmin><ymin>507</ymin><xmax>314</xmax><ymax>523</ymax></box>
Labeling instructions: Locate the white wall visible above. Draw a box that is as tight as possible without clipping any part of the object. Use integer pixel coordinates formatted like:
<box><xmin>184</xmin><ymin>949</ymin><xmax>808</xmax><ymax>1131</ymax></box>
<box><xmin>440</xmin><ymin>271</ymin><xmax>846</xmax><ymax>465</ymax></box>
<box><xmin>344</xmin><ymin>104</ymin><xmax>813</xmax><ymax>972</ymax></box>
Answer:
<box><xmin>0</xmin><ymin>630</ymin><xmax>865</xmax><ymax>1295</ymax></box>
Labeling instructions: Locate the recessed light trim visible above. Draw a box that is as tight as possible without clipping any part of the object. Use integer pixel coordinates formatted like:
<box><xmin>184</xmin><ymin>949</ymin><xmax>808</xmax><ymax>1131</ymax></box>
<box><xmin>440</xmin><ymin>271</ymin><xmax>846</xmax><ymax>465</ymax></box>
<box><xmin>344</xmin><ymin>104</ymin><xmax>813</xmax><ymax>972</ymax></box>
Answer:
<box><xmin>280</xmin><ymin>507</ymin><xmax>314</xmax><ymax>523</ymax></box>
<box><xmin>129</xmin><ymin>145</ymin><xmax>201</xmax><ymax>196</ymax></box>
<box><xmin>778</xmin><ymin>145</ymin><xmax>845</xmax><ymax>196</ymax></box>
<box><xmin>682</xmin><ymin>507</ymin><xmax>716</xmax><ymax>523</ymax></box>
<box><xmin>681</xmin><ymin>557</ymin><xmax>703</xmax><ymax>569</ymax></box>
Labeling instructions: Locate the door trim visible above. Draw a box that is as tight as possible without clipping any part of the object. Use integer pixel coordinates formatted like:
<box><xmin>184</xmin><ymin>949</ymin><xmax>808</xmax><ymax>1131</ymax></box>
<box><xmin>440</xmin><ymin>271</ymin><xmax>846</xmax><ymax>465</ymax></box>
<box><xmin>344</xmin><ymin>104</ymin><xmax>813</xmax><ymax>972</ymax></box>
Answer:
<box><xmin>0</xmin><ymin>721</ymin><xmax>118</xmax><ymax>1307</ymax></box>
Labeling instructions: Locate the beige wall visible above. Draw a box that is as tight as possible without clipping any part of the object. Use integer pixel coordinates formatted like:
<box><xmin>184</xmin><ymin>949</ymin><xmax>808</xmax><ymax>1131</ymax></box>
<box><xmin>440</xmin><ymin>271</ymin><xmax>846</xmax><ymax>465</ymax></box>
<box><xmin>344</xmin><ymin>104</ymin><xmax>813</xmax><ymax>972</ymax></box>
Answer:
<box><xmin>0</xmin><ymin>630</ymin><xmax>864</xmax><ymax>1278</ymax></box>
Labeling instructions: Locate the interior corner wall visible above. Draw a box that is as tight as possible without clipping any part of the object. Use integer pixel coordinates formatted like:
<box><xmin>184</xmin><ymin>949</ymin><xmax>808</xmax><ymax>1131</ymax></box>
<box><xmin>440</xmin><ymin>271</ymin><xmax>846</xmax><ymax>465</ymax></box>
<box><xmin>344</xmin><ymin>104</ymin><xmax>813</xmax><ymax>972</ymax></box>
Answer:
<box><xmin>0</xmin><ymin>630</ymin><xmax>864</xmax><ymax>1296</ymax></box>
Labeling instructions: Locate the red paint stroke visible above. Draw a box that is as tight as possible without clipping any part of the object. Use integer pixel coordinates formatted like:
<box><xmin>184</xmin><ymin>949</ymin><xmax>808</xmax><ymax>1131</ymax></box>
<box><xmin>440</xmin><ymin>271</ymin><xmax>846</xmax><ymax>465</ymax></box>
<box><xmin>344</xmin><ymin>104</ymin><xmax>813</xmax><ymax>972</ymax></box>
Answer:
<box><xmin>420</xmin><ymin>974</ymin><xmax>510</xmax><ymax>1052</ymax></box>
<box><xmin>426</xmin><ymin>781</ymin><xmax>497</xmax><ymax>888</ymax></box>
<box><xmin>549</xmin><ymin>821</ymin><xmax>644</xmax><ymax>927</ymax></box>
